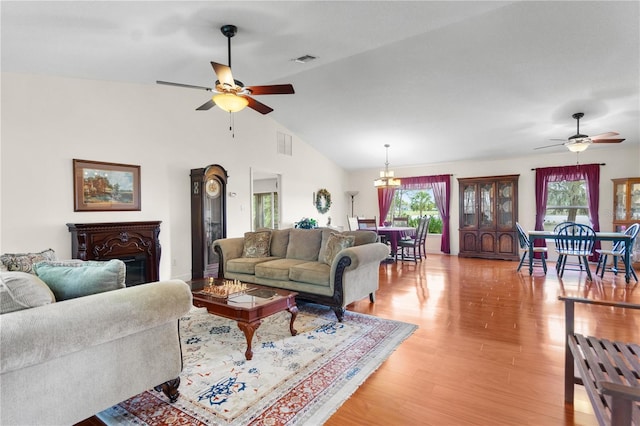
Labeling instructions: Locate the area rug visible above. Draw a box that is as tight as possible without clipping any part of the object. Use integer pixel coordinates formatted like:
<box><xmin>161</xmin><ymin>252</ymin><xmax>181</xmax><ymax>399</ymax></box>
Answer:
<box><xmin>98</xmin><ymin>303</ymin><xmax>417</xmax><ymax>426</ymax></box>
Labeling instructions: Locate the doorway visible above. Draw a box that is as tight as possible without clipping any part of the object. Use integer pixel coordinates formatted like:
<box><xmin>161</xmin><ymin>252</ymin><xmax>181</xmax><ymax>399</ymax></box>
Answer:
<box><xmin>251</xmin><ymin>169</ymin><xmax>281</xmax><ymax>230</ymax></box>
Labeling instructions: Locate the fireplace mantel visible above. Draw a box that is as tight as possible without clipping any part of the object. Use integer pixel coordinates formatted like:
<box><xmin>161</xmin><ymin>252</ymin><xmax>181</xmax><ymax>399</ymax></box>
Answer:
<box><xmin>66</xmin><ymin>221</ymin><xmax>161</xmax><ymax>285</ymax></box>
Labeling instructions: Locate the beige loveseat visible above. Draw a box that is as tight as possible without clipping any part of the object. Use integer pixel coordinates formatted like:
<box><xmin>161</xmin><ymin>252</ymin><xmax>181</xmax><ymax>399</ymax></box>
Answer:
<box><xmin>0</xmin><ymin>264</ymin><xmax>192</xmax><ymax>425</ymax></box>
<box><xmin>213</xmin><ymin>228</ymin><xmax>389</xmax><ymax>321</ymax></box>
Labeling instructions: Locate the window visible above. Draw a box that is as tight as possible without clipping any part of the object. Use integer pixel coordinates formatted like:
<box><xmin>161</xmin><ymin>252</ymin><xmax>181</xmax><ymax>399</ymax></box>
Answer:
<box><xmin>388</xmin><ymin>188</ymin><xmax>443</xmax><ymax>233</ymax></box>
<box><xmin>253</xmin><ymin>192</ymin><xmax>279</xmax><ymax>230</ymax></box>
<box><xmin>544</xmin><ymin>180</ymin><xmax>591</xmax><ymax>231</ymax></box>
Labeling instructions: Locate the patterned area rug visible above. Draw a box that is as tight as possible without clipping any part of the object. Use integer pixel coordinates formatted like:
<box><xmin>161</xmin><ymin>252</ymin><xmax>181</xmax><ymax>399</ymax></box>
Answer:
<box><xmin>98</xmin><ymin>303</ymin><xmax>417</xmax><ymax>426</ymax></box>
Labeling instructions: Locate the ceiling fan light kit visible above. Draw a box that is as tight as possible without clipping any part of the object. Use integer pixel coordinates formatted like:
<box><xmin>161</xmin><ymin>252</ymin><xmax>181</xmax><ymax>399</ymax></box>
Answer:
<box><xmin>213</xmin><ymin>93</ymin><xmax>248</xmax><ymax>112</ymax></box>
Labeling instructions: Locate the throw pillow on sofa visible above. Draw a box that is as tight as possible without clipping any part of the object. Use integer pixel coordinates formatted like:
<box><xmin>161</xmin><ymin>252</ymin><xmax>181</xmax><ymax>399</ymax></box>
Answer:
<box><xmin>33</xmin><ymin>259</ymin><xmax>126</xmax><ymax>301</ymax></box>
<box><xmin>242</xmin><ymin>231</ymin><xmax>272</xmax><ymax>258</ymax></box>
<box><xmin>0</xmin><ymin>271</ymin><xmax>56</xmax><ymax>314</ymax></box>
<box><xmin>323</xmin><ymin>233</ymin><xmax>355</xmax><ymax>265</ymax></box>
<box><xmin>0</xmin><ymin>249</ymin><xmax>57</xmax><ymax>274</ymax></box>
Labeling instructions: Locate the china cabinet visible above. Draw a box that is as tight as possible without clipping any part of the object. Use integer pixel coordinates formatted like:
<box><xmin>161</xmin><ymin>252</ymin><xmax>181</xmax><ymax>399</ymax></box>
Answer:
<box><xmin>612</xmin><ymin>177</ymin><xmax>640</xmax><ymax>266</ymax></box>
<box><xmin>458</xmin><ymin>174</ymin><xmax>519</xmax><ymax>260</ymax></box>
<box><xmin>191</xmin><ymin>164</ymin><xmax>228</xmax><ymax>279</ymax></box>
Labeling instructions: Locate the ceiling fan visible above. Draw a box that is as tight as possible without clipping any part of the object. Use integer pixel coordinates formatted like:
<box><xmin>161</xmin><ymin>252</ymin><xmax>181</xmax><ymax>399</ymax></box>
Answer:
<box><xmin>157</xmin><ymin>24</ymin><xmax>294</xmax><ymax>115</ymax></box>
<box><xmin>535</xmin><ymin>112</ymin><xmax>625</xmax><ymax>152</ymax></box>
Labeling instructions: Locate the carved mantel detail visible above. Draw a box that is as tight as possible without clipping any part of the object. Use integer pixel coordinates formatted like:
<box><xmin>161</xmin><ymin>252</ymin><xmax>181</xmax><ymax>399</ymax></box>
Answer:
<box><xmin>67</xmin><ymin>221</ymin><xmax>161</xmax><ymax>285</ymax></box>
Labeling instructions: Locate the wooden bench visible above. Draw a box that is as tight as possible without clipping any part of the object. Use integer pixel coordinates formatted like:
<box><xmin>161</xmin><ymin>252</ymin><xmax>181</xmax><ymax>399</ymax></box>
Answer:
<box><xmin>559</xmin><ymin>296</ymin><xmax>640</xmax><ymax>426</ymax></box>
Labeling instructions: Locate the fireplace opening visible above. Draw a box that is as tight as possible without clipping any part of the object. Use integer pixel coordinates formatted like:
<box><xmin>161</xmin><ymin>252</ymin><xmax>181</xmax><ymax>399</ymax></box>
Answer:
<box><xmin>119</xmin><ymin>255</ymin><xmax>147</xmax><ymax>287</ymax></box>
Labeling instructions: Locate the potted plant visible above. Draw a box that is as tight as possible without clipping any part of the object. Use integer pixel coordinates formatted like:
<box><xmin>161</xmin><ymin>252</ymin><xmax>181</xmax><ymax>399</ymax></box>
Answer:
<box><xmin>294</xmin><ymin>217</ymin><xmax>318</xmax><ymax>229</ymax></box>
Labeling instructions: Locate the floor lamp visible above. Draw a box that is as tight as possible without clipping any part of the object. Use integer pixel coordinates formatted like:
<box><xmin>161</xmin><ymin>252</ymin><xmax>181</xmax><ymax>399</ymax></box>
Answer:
<box><xmin>346</xmin><ymin>191</ymin><xmax>359</xmax><ymax>217</ymax></box>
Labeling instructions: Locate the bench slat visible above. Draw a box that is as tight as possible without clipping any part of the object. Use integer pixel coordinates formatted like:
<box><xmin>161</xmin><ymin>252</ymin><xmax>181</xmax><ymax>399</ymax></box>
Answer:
<box><xmin>570</xmin><ymin>335</ymin><xmax>611</xmax><ymax>425</ymax></box>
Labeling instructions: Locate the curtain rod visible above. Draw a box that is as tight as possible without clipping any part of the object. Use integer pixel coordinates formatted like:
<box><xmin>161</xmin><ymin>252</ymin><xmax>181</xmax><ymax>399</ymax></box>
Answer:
<box><xmin>531</xmin><ymin>163</ymin><xmax>605</xmax><ymax>171</ymax></box>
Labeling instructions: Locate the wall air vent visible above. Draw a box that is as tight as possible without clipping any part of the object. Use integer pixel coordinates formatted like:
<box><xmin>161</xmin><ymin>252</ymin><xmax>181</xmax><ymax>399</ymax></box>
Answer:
<box><xmin>293</xmin><ymin>54</ymin><xmax>317</xmax><ymax>64</ymax></box>
<box><xmin>277</xmin><ymin>131</ymin><xmax>292</xmax><ymax>156</ymax></box>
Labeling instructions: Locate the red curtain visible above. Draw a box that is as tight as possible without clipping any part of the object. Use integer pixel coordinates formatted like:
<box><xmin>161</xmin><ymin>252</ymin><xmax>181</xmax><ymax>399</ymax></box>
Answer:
<box><xmin>377</xmin><ymin>187</ymin><xmax>395</xmax><ymax>226</ymax></box>
<box><xmin>389</xmin><ymin>174</ymin><xmax>451</xmax><ymax>254</ymax></box>
<box><xmin>534</xmin><ymin>164</ymin><xmax>601</xmax><ymax>259</ymax></box>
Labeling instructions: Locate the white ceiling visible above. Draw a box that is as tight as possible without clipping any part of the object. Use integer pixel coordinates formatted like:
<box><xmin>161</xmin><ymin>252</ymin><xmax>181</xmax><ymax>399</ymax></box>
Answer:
<box><xmin>2</xmin><ymin>1</ymin><xmax>639</xmax><ymax>171</ymax></box>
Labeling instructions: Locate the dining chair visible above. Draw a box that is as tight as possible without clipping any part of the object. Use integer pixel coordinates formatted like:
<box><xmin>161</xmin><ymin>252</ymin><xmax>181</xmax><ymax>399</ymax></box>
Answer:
<box><xmin>397</xmin><ymin>216</ymin><xmax>430</xmax><ymax>262</ymax></box>
<box><xmin>347</xmin><ymin>216</ymin><xmax>359</xmax><ymax>231</ymax></box>
<box><xmin>595</xmin><ymin>223</ymin><xmax>639</xmax><ymax>281</ymax></box>
<box><xmin>515</xmin><ymin>222</ymin><xmax>547</xmax><ymax>274</ymax></box>
<box><xmin>357</xmin><ymin>217</ymin><xmax>378</xmax><ymax>231</ymax></box>
<box><xmin>357</xmin><ymin>217</ymin><xmax>385</xmax><ymax>244</ymax></box>
<box><xmin>392</xmin><ymin>217</ymin><xmax>409</xmax><ymax>227</ymax></box>
<box><xmin>554</xmin><ymin>222</ymin><xmax>596</xmax><ymax>280</ymax></box>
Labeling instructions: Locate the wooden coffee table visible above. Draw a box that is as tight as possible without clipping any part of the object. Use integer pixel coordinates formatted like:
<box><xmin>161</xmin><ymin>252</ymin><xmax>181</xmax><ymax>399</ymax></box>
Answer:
<box><xmin>190</xmin><ymin>279</ymin><xmax>298</xmax><ymax>360</ymax></box>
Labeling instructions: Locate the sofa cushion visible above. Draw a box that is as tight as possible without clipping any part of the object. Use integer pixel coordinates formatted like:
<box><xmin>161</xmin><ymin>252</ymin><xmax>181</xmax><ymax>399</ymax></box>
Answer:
<box><xmin>323</xmin><ymin>232</ymin><xmax>356</xmax><ymax>265</ymax></box>
<box><xmin>242</xmin><ymin>231</ymin><xmax>272</xmax><ymax>258</ymax></box>
<box><xmin>269</xmin><ymin>229</ymin><xmax>291</xmax><ymax>258</ymax></box>
<box><xmin>255</xmin><ymin>258</ymin><xmax>309</xmax><ymax>281</ymax></box>
<box><xmin>285</xmin><ymin>229</ymin><xmax>323</xmax><ymax>261</ymax></box>
<box><xmin>0</xmin><ymin>271</ymin><xmax>56</xmax><ymax>314</ymax></box>
<box><xmin>227</xmin><ymin>257</ymin><xmax>277</xmax><ymax>275</ymax></box>
<box><xmin>289</xmin><ymin>262</ymin><xmax>331</xmax><ymax>286</ymax></box>
<box><xmin>0</xmin><ymin>249</ymin><xmax>57</xmax><ymax>274</ymax></box>
<box><xmin>33</xmin><ymin>259</ymin><xmax>126</xmax><ymax>301</ymax></box>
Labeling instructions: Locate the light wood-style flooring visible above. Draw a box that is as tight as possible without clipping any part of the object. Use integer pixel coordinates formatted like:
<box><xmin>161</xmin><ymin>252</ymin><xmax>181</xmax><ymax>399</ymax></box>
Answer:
<box><xmin>326</xmin><ymin>254</ymin><xmax>639</xmax><ymax>426</ymax></box>
<box><xmin>77</xmin><ymin>255</ymin><xmax>639</xmax><ymax>425</ymax></box>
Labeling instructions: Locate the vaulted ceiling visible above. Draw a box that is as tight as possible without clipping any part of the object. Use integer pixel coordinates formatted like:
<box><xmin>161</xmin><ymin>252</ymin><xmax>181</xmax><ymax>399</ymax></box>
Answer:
<box><xmin>2</xmin><ymin>1</ymin><xmax>639</xmax><ymax>170</ymax></box>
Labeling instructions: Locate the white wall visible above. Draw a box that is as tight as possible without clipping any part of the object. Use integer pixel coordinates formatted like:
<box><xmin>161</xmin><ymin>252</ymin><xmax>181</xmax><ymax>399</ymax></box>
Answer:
<box><xmin>1</xmin><ymin>73</ymin><xmax>348</xmax><ymax>280</ymax></box>
<box><xmin>347</xmin><ymin>144</ymin><xmax>640</xmax><ymax>255</ymax></box>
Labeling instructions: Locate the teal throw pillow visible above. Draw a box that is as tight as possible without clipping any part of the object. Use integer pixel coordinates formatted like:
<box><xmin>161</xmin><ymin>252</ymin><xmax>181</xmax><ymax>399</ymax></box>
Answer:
<box><xmin>33</xmin><ymin>259</ymin><xmax>126</xmax><ymax>301</ymax></box>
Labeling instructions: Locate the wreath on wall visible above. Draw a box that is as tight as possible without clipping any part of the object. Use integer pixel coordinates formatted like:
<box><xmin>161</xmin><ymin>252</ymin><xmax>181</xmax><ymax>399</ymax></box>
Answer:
<box><xmin>315</xmin><ymin>189</ymin><xmax>332</xmax><ymax>214</ymax></box>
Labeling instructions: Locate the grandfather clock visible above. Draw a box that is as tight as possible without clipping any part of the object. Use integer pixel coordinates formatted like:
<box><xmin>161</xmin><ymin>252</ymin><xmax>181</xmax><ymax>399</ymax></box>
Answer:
<box><xmin>190</xmin><ymin>164</ymin><xmax>228</xmax><ymax>279</ymax></box>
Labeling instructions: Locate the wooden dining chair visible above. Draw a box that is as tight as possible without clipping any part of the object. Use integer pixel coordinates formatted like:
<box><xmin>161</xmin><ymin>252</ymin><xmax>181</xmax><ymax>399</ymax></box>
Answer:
<box><xmin>595</xmin><ymin>223</ymin><xmax>639</xmax><ymax>281</ymax></box>
<box><xmin>515</xmin><ymin>222</ymin><xmax>547</xmax><ymax>274</ymax></box>
<box><xmin>397</xmin><ymin>216</ymin><xmax>430</xmax><ymax>262</ymax></box>
<box><xmin>357</xmin><ymin>217</ymin><xmax>378</xmax><ymax>231</ymax></box>
<box><xmin>357</xmin><ymin>217</ymin><xmax>385</xmax><ymax>244</ymax></box>
<box><xmin>554</xmin><ymin>222</ymin><xmax>596</xmax><ymax>280</ymax></box>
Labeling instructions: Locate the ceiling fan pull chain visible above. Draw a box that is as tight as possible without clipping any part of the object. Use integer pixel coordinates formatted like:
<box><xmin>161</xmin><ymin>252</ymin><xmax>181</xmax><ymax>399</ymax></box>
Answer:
<box><xmin>230</xmin><ymin>112</ymin><xmax>235</xmax><ymax>138</ymax></box>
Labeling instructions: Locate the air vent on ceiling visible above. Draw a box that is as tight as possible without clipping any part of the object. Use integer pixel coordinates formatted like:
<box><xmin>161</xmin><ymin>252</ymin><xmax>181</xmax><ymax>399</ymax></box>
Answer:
<box><xmin>293</xmin><ymin>54</ymin><xmax>317</xmax><ymax>64</ymax></box>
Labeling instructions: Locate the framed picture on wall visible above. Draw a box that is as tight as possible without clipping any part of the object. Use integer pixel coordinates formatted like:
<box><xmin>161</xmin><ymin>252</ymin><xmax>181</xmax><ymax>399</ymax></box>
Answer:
<box><xmin>73</xmin><ymin>159</ymin><xmax>141</xmax><ymax>211</ymax></box>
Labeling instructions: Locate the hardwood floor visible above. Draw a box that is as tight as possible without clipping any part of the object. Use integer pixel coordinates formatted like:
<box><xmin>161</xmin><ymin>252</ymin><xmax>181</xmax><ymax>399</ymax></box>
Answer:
<box><xmin>77</xmin><ymin>255</ymin><xmax>639</xmax><ymax>425</ymax></box>
<box><xmin>326</xmin><ymin>254</ymin><xmax>639</xmax><ymax>426</ymax></box>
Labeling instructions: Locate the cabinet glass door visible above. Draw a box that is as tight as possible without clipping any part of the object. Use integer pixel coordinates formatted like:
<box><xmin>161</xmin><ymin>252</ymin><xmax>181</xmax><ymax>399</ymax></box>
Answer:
<box><xmin>631</xmin><ymin>182</ymin><xmax>640</xmax><ymax>220</ymax></box>
<box><xmin>497</xmin><ymin>181</ymin><xmax>514</xmax><ymax>228</ymax></box>
<box><xmin>615</xmin><ymin>182</ymin><xmax>627</xmax><ymax>221</ymax></box>
<box><xmin>461</xmin><ymin>183</ymin><xmax>477</xmax><ymax>228</ymax></box>
<box><xmin>479</xmin><ymin>183</ymin><xmax>495</xmax><ymax>228</ymax></box>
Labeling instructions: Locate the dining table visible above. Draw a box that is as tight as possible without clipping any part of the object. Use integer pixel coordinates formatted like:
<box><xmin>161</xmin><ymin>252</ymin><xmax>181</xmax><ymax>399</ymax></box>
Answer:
<box><xmin>375</xmin><ymin>226</ymin><xmax>417</xmax><ymax>255</ymax></box>
<box><xmin>527</xmin><ymin>230</ymin><xmax>634</xmax><ymax>283</ymax></box>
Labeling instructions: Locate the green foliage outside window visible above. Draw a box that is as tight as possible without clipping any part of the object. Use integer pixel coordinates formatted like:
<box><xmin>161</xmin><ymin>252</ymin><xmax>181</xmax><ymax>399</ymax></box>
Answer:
<box><xmin>390</xmin><ymin>189</ymin><xmax>443</xmax><ymax>233</ymax></box>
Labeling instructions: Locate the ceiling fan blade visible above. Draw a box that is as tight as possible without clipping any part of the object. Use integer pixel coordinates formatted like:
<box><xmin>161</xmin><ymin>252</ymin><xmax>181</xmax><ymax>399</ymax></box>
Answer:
<box><xmin>246</xmin><ymin>84</ymin><xmax>295</xmax><ymax>95</ymax></box>
<box><xmin>245</xmin><ymin>96</ymin><xmax>273</xmax><ymax>115</ymax></box>
<box><xmin>211</xmin><ymin>62</ymin><xmax>235</xmax><ymax>89</ymax></box>
<box><xmin>590</xmin><ymin>131</ymin><xmax>619</xmax><ymax>139</ymax></box>
<box><xmin>534</xmin><ymin>142</ymin><xmax>566</xmax><ymax>150</ymax></box>
<box><xmin>156</xmin><ymin>80</ymin><xmax>212</xmax><ymax>91</ymax></box>
<box><xmin>196</xmin><ymin>99</ymin><xmax>216</xmax><ymax>111</ymax></box>
<box><xmin>592</xmin><ymin>138</ymin><xmax>625</xmax><ymax>144</ymax></box>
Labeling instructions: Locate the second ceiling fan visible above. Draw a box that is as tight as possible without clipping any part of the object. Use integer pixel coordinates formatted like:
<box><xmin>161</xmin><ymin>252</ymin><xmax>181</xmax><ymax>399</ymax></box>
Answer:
<box><xmin>535</xmin><ymin>112</ymin><xmax>625</xmax><ymax>152</ymax></box>
<box><xmin>157</xmin><ymin>24</ymin><xmax>294</xmax><ymax>115</ymax></box>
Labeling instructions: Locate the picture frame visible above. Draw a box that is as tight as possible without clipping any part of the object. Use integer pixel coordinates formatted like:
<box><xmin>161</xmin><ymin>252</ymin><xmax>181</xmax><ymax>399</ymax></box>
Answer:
<box><xmin>73</xmin><ymin>159</ymin><xmax>141</xmax><ymax>211</ymax></box>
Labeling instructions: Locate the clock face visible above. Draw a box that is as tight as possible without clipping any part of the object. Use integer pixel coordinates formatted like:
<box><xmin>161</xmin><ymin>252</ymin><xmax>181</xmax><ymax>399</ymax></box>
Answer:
<box><xmin>205</xmin><ymin>179</ymin><xmax>221</xmax><ymax>198</ymax></box>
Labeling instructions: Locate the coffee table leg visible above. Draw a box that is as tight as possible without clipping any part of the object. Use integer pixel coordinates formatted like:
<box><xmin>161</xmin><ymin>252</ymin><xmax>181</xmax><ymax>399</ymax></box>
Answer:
<box><xmin>288</xmin><ymin>306</ymin><xmax>298</xmax><ymax>336</ymax></box>
<box><xmin>237</xmin><ymin>320</ymin><xmax>261</xmax><ymax>360</ymax></box>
